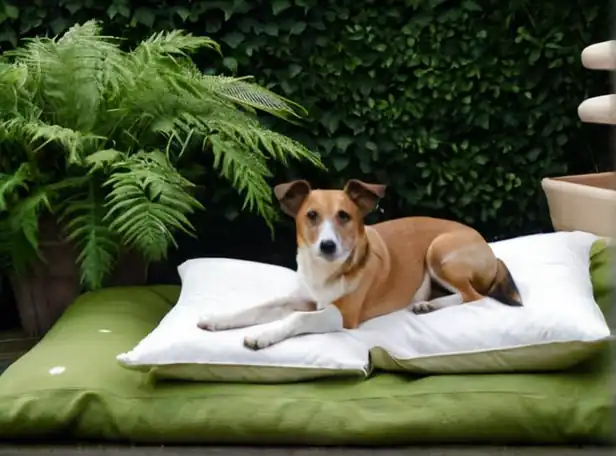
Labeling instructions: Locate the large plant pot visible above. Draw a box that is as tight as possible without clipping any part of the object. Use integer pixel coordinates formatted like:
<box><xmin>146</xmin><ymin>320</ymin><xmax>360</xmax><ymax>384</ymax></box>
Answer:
<box><xmin>10</xmin><ymin>216</ymin><xmax>148</xmax><ymax>338</ymax></box>
<box><xmin>541</xmin><ymin>172</ymin><xmax>616</xmax><ymax>238</ymax></box>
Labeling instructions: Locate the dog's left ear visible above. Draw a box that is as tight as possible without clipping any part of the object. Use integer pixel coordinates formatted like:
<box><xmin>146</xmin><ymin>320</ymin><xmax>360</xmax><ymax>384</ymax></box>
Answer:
<box><xmin>344</xmin><ymin>179</ymin><xmax>386</xmax><ymax>216</ymax></box>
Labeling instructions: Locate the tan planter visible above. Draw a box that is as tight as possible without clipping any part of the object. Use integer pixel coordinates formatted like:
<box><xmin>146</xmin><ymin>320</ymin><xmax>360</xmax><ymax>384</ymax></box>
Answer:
<box><xmin>541</xmin><ymin>172</ymin><xmax>616</xmax><ymax>238</ymax></box>
<box><xmin>545</xmin><ymin>41</ymin><xmax>616</xmax><ymax>238</ymax></box>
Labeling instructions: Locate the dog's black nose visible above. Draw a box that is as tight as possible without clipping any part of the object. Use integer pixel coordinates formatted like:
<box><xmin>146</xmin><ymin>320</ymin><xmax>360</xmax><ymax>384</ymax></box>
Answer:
<box><xmin>319</xmin><ymin>240</ymin><xmax>337</xmax><ymax>255</ymax></box>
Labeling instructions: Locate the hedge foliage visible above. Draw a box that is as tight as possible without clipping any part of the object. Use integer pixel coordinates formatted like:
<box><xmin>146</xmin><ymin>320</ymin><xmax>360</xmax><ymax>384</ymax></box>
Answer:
<box><xmin>0</xmin><ymin>0</ymin><xmax>610</xmax><ymax>240</ymax></box>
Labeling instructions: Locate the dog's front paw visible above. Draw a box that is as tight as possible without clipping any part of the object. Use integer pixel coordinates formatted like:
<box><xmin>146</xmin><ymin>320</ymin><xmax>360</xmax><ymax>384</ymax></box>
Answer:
<box><xmin>409</xmin><ymin>301</ymin><xmax>437</xmax><ymax>315</ymax></box>
<box><xmin>243</xmin><ymin>330</ymin><xmax>281</xmax><ymax>351</ymax></box>
<box><xmin>197</xmin><ymin>314</ymin><xmax>236</xmax><ymax>331</ymax></box>
<box><xmin>243</xmin><ymin>336</ymin><xmax>266</xmax><ymax>351</ymax></box>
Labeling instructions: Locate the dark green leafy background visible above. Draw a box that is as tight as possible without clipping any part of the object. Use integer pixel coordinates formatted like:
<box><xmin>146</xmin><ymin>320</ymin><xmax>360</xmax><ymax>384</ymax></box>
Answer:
<box><xmin>0</xmin><ymin>0</ymin><xmax>611</xmax><ymax>273</ymax></box>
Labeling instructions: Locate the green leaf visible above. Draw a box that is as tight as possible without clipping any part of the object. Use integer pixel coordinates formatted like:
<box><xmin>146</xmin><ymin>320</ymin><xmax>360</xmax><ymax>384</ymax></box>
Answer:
<box><xmin>223</xmin><ymin>56</ymin><xmax>238</xmax><ymax>73</ymax></box>
<box><xmin>134</xmin><ymin>7</ymin><xmax>156</xmax><ymax>27</ymax></box>
<box><xmin>290</xmin><ymin>22</ymin><xmax>306</xmax><ymax>35</ymax></box>
<box><xmin>264</xmin><ymin>23</ymin><xmax>278</xmax><ymax>36</ymax></box>
<box><xmin>63</xmin><ymin>1</ymin><xmax>82</xmax><ymax>15</ymax></box>
<box><xmin>476</xmin><ymin>113</ymin><xmax>489</xmax><ymax>129</ymax></box>
<box><xmin>222</xmin><ymin>31</ymin><xmax>245</xmax><ymax>48</ymax></box>
<box><xmin>224</xmin><ymin>206</ymin><xmax>240</xmax><ymax>221</ymax></box>
<box><xmin>321</xmin><ymin>112</ymin><xmax>340</xmax><ymax>134</ymax></box>
<box><xmin>107</xmin><ymin>4</ymin><xmax>119</xmax><ymax>19</ymax></box>
<box><xmin>336</xmin><ymin>136</ymin><xmax>353</xmax><ymax>152</ymax></box>
<box><xmin>175</xmin><ymin>6</ymin><xmax>190</xmax><ymax>22</ymax></box>
<box><xmin>462</xmin><ymin>0</ymin><xmax>481</xmax><ymax>11</ymax></box>
<box><xmin>272</xmin><ymin>0</ymin><xmax>291</xmax><ymax>15</ymax></box>
<box><xmin>219</xmin><ymin>1</ymin><xmax>237</xmax><ymax>21</ymax></box>
<box><xmin>117</xmin><ymin>4</ymin><xmax>131</xmax><ymax>18</ymax></box>
<box><xmin>332</xmin><ymin>155</ymin><xmax>350</xmax><ymax>171</ymax></box>
<box><xmin>4</xmin><ymin>4</ymin><xmax>19</xmax><ymax>19</ymax></box>
<box><xmin>50</xmin><ymin>17</ymin><xmax>71</xmax><ymax>35</ymax></box>
<box><xmin>529</xmin><ymin>49</ymin><xmax>541</xmax><ymax>64</ymax></box>
<box><xmin>288</xmin><ymin>63</ymin><xmax>302</xmax><ymax>78</ymax></box>
<box><xmin>0</xmin><ymin>27</ymin><xmax>17</xmax><ymax>46</ymax></box>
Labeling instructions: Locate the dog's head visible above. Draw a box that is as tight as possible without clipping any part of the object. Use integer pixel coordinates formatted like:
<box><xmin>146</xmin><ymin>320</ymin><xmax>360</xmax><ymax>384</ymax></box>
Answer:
<box><xmin>274</xmin><ymin>179</ymin><xmax>386</xmax><ymax>263</ymax></box>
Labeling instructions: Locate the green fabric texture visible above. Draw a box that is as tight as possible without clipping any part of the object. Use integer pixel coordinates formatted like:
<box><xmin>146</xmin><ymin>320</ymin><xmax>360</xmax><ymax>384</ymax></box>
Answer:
<box><xmin>0</xmin><ymin>240</ymin><xmax>612</xmax><ymax>445</ymax></box>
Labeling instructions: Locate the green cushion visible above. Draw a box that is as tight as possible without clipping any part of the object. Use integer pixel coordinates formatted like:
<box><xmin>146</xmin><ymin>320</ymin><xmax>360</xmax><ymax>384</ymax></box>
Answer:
<box><xmin>0</xmin><ymin>240</ymin><xmax>612</xmax><ymax>445</ymax></box>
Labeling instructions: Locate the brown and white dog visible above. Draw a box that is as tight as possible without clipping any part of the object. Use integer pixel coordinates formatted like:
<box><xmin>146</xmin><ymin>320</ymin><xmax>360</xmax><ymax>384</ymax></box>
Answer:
<box><xmin>197</xmin><ymin>179</ymin><xmax>522</xmax><ymax>350</ymax></box>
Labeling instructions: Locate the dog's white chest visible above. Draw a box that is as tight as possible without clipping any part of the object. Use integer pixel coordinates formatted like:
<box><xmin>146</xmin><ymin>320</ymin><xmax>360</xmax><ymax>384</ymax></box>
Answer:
<box><xmin>296</xmin><ymin>250</ymin><xmax>358</xmax><ymax>309</ymax></box>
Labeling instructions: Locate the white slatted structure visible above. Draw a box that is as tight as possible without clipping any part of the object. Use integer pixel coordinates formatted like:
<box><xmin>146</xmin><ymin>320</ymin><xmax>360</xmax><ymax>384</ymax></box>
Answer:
<box><xmin>577</xmin><ymin>41</ymin><xmax>616</xmax><ymax>125</ymax></box>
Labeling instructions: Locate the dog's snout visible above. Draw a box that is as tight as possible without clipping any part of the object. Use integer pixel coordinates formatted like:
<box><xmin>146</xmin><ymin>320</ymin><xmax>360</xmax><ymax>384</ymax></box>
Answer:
<box><xmin>319</xmin><ymin>240</ymin><xmax>337</xmax><ymax>256</ymax></box>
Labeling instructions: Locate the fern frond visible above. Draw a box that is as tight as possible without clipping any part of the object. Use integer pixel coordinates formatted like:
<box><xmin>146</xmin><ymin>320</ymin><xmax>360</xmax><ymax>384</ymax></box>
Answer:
<box><xmin>0</xmin><ymin>163</ymin><xmax>30</xmax><ymax>210</ymax></box>
<box><xmin>0</xmin><ymin>215</ymin><xmax>36</xmax><ymax>276</ymax></box>
<box><xmin>56</xmin><ymin>20</ymin><xmax>112</xmax><ymax>45</ymax></box>
<box><xmin>58</xmin><ymin>181</ymin><xmax>119</xmax><ymax>290</ymax></box>
<box><xmin>25</xmin><ymin>122</ymin><xmax>105</xmax><ymax>163</ymax></box>
<box><xmin>195</xmin><ymin>110</ymin><xmax>322</xmax><ymax>221</ymax></box>
<box><xmin>3</xmin><ymin>116</ymin><xmax>104</xmax><ymax>164</ymax></box>
<box><xmin>135</xmin><ymin>29</ymin><xmax>220</xmax><ymax>59</ymax></box>
<box><xmin>85</xmin><ymin>148</ymin><xmax>127</xmax><ymax>172</ymax></box>
<box><xmin>45</xmin><ymin>176</ymin><xmax>90</xmax><ymax>193</ymax></box>
<box><xmin>0</xmin><ymin>63</ymin><xmax>29</xmax><ymax>116</ymax></box>
<box><xmin>103</xmin><ymin>150</ymin><xmax>202</xmax><ymax>262</ymax></box>
<box><xmin>201</xmin><ymin>75</ymin><xmax>307</xmax><ymax>120</ymax></box>
<box><xmin>0</xmin><ymin>62</ymin><xmax>28</xmax><ymax>88</ymax></box>
<box><xmin>6</xmin><ymin>20</ymin><xmax>125</xmax><ymax>132</ymax></box>
<box><xmin>125</xmin><ymin>99</ymin><xmax>322</xmax><ymax>225</ymax></box>
<box><xmin>8</xmin><ymin>190</ymin><xmax>53</xmax><ymax>258</ymax></box>
<box><xmin>208</xmin><ymin>135</ymin><xmax>275</xmax><ymax>219</ymax></box>
<box><xmin>246</xmin><ymin>126</ymin><xmax>324</xmax><ymax>168</ymax></box>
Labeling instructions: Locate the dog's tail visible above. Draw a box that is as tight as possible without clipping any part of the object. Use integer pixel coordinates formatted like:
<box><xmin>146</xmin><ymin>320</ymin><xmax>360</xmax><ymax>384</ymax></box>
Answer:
<box><xmin>487</xmin><ymin>259</ymin><xmax>523</xmax><ymax>307</ymax></box>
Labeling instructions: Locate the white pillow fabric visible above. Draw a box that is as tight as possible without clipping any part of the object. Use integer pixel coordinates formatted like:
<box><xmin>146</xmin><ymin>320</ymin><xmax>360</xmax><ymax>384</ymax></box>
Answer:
<box><xmin>117</xmin><ymin>259</ymin><xmax>370</xmax><ymax>382</ymax></box>
<box><xmin>117</xmin><ymin>231</ymin><xmax>612</xmax><ymax>382</ymax></box>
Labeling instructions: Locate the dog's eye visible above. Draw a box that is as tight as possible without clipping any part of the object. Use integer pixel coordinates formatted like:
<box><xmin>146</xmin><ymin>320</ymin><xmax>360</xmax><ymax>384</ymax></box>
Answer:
<box><xmin>337</xmin><ymin>210</ymin><xmax>351</xmax><ymax>223</ymax></box>
<box><xmin>306</xmin><ymin>210</ymin><xmax>318</xmax><ymax>221</ymax></box>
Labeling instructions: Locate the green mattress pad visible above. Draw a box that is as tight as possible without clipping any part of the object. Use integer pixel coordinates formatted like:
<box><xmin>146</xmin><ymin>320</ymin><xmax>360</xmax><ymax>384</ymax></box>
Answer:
<box><xmin>0</xmin><ymin>240</ymin><xmax>613</xmax><ymax>445</ymax></box>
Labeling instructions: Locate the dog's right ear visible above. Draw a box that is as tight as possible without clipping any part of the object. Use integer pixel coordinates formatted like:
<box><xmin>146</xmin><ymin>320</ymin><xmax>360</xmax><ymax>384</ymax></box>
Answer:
<box><xmin>274</xmin><ymin>180</ymin><xmax>312</xmax><ymax>218</ymax></box>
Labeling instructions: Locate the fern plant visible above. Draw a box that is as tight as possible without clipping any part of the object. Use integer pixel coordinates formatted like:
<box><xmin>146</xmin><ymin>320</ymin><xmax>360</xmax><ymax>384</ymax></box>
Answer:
<box><xmin>0</xmin><ymin>20</ymin><xmax>322</xmax><ymax>290</ymax></box>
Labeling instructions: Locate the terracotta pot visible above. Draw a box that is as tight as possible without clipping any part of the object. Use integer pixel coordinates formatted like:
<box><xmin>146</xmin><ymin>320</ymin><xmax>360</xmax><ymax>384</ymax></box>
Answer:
<box><xmin>10</xmin><ymin>215</ymin><xmax>148</xmax><ymax>337</ymax></box>
<box><xmin>541</xmin><ymin>172</ymin><xmax>616</xmax><ymax>238</ymax></box>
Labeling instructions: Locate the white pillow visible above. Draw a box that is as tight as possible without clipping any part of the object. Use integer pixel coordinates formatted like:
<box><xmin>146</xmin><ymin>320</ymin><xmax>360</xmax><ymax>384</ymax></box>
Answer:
<box><xmin>117</xmin><ymin>259</ymin><xmax>370</xmax><ymax>382</ymax></box>
<box><xmin>117</xmin><ymin>231</ymin><xmax>612</xmax><ymax>382</ymax></box>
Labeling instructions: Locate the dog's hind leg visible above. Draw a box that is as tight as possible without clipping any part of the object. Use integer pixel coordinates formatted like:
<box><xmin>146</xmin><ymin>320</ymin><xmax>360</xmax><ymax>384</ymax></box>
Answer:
<box><xmin>198</xmin><ymin>296</ymin><xmax>316</xmax><ymax>331</ymax></box>
<box><xmin>409</xmin><ymin>231</ymin><xmax>494</xmax><ymax>314</ymax></box>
